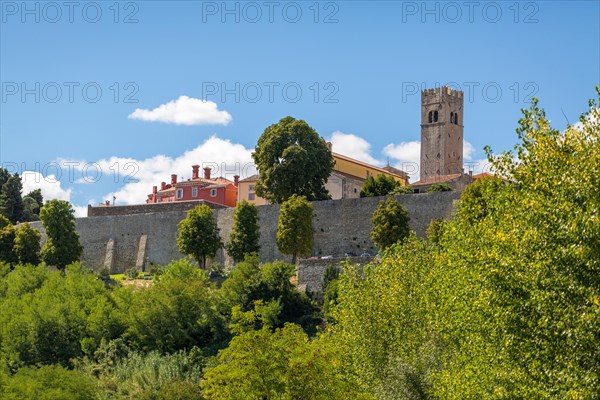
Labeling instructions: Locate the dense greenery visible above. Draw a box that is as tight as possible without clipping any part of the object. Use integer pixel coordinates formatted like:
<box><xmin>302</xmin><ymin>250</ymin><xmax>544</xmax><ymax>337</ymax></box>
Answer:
<box><xmin>177</xmin><ymin>205</ymin><xmax>222</xmax><ymax>269</ymax></box>
<box><xmin>360</xmin><ymin>174</ymin><xmax>402</xmax><ymax>197</ymax></box>
<box><xmin>39</xmin><ymin>200</ymin><xmax>82</xmax><ymax>270</ymax></box>
<box><xmin>276</xmin><ymin>194</ymin><xmax>314</xmax><ymax>263</ymax></box>
<box><xmin>227</xmin><ymin>200</ymin><xmax>261</xmax><ymax>263</ymax></box>
<box><xmin>1</xmin><ymin>93</ymin><xmax>598</xmax><ymax>398</ymax></box>
<box><xmin>0</xmin><ymin>170</ymin><xmax>43</xmax><ymax>222</ymax></box>
<box><xmin>332</xmin><ymin>93</ymin><xmax>600</xmax><ymax>398</ymax></box>
<box><xmin>370</xmin><ymin>197</ymin><xmax>410</xmax><ymax>250</ymax></box>
<box><xmin>252</xmin><ymin>116</ymin><xmax>334</xmax><ymax>203</ymax></box>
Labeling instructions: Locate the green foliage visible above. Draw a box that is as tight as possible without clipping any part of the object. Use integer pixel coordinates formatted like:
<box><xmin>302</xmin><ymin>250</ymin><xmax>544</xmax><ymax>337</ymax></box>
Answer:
<box><xmin>80</xmin><ymin>339</ymin><xmax>204</xmax><ymax>400</ymax></box>
<box><xmin>360</xmin><ymin>174</ymin><xmax>401</xmax><ymax>197</ymax></box>
<box><xmin>390</xmin><ymin>185</ymin><xmax>415</xmax><ymax>195</ymax></box>
<box><xmin>426</xmin><ymin>183</ymin><xmax>453</xmax><ymax>192</ymax></box>
<box><xmin>0</xmin><ymin>224</ymin><xmax>17</xmax><ymax>265</ymax></box>
<box><xmin>0</xmin><ymin>214</ymin><xmax>11</xmax><ymax>230</ymax></box>
<box><xmin>124</xmin><ymin>259</ymin><xmax>226</xmax><ymax>353</ymax></box>
<box><xmin>14</xmin><ymin>223</ymin><xmax>41</xmax><ymax>265</ymax></box>
<box><xmin>227</xmin><ymin>200</ymin><xmax>260</xmax><ymax>263</ymax></box>
<box><xmin>177</xmin><ymin>205</ymin><xmax>222</xmax><ymax>269</ymax></box>
<box><xmin>22</xmin><ymin>196</ymin><xmax>40</xmax><ymax>222</ymax></box>
<box><xmin>252</xmin><ymin>116</ymin><xmax>334</xmax><ymax>203</ymax></box>
<box><xmin>202</xmin><ymin>324</ymin><xmax>371</xmax><ymax>400</ymax></box>
<box><xmin>458</xmin><ymin>175</ymin><xmax>506</xmax><ymax>224</ymax></box>
<box><xmin>0</xmin><ymin>364</ymin><xmax>98</xmax><ymax>400</ymax></box>
<box><xmin>0</xmin><ymin>174</ymin><xmax>24</xmax><ymax>224</ymax></box>
<box><xmin>276</xmin><ymin>194</ymin><xmax>314</xmax><ymax>263</ymax></box>
<box><xmin>0</xmin><ymin>263</ymin><xmax>122</xmax><ymax>369</ymax></box>
<box><xmin>333</xmin><ymin>238</ymin><xmax>442</xmax><ymax>399</ymax></box>
<box><xmin>333</xmin><ymin>91</ymin><xmax>600</xmax><ymax>398</ymax></box>
<box><xmin>425</xmin><ymin>218</ymin><xmax>445</xmax><ymax>245</ymax></box>
<box><xmin>370</xmin><ymin>198</ymin><xmax>410</xmax><ymax>250</ymax></box>
<box><xmin>39</xmin><ymin>200</ymin><xmax>82</xmax><ymax>270</ymax></box>
<box><xmin>220</xmin><ymin>256</ymin><xmax>321</xmax><ymax>335</ymax></box>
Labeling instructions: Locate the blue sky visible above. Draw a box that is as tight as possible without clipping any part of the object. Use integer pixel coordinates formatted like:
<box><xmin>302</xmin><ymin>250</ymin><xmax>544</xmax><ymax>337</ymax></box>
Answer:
<box><xmin>1</xmin><ymin>0</ymin><xmax>598</xmax><ymax>214</ymax></box>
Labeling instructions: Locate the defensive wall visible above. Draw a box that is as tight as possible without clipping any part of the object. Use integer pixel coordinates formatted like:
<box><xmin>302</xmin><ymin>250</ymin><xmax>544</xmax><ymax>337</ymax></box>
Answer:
<box><xmin>29</xmin><ymin>191</ymin><xmax>461</xmax><ymax>274</ymax></box>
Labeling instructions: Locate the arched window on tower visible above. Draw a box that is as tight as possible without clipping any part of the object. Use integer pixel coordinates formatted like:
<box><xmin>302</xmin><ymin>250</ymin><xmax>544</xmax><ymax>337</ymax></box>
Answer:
<box><xmin>450</xmin><ymin>112</ymin><xmax>454</xmax><ymax>124</ymax></box>
<box><xmin>455</xmin><ymin>113</ymin><xmax>459</xmax><ymax>125</ymax></box>
<box><xmin>428</xmin><ymin>111</ymin><xmax>433</xmax><ymax>123</ymax></box>
<box><xmin>434</xmin><ymin>111</ymin><xmax>438</xmax><ymax>122</ymax></box>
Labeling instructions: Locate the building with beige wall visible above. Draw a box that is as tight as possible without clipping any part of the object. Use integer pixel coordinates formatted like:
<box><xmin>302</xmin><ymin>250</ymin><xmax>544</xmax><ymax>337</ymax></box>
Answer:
<box><xmin>238</xmin><ymin>151</ymin><xmax>409</xmax><ymax>206</ymax></box>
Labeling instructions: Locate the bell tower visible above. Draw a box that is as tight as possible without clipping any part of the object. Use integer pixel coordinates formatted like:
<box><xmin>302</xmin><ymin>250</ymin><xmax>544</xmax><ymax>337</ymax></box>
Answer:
<box><xmin>420</xmin><ymin>86</ymin><xmax>464</xmax><ymax>181</ymax></box>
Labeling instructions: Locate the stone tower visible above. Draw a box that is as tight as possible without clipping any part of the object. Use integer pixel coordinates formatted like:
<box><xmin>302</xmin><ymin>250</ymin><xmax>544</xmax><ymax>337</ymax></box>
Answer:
<box><xmin>420</xmin><ymin>86</ymin><xmax>464</xmax><ymax>181</ymax></box>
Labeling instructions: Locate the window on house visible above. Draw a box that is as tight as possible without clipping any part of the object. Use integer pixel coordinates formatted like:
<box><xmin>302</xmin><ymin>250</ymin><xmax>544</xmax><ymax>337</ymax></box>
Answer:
<box><xmin>157</xmin><ymin>197</ymin><xmax>162</xmax><ymax>203</ymax></box>
<box><xmin>192</xmin><ymin>187</ymin><xmax>198</xmax><ymax>197</ymax></box>
<box><xmin>248</xmin><ymin>193</ymin><xmax>255</xmax><ymax>201</ymax></box>
<box><xmin>249</xmin><ymin>185</ymin><xmax>255</xmax><ymax>192</ymax></box>
<box><xmin>210</xmin><ymin>189</ymin><xmax>217</xmax><ymax>197</ymax></box>
<box><xmin>176</xmin><ymin>189</ymin><xmax>183</xmax><ymax>199</ymax></box>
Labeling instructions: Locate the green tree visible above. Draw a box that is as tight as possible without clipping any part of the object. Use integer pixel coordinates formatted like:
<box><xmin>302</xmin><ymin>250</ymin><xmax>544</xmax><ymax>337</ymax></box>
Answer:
<box><xmin>124</xmin><ymin>259</ymin><xmax>226</xmax><ymax>353</ymax></box>
<box><xmin>457</xmin><ymin>175</ymin><xmax>506</xmax><ymax>224</ymax></box>
<box><xmin>252</xmin><ymin>116</ymin><xmax>334</xmax><ymax>203</ymax></box>
<box><xmin>201</xmin><ymin>324</ymin><xmax>371</xmax><ymax>400</ymax></box>
<box><xmin>227</xmin><ymin>200</ymin><xmax>260</xmax><ymax>263</ymax></box>
<box><xmin>14</xmin><ymin>223</ymin><xmax>41</xmax><ymax>265</ymax></box>
<box><xmin>276</xmin><ymin>195</ymin><xmax>314</xmax><ymax>264</ymax></box>
<box><xmin>426</xmin><ymin>183</ymin><xmax>453</xmax><ymax>192</ymax></box>
<box><xmin>22</xmin><ymin>197</ymin><xmax>39</xmax><ymax>222</ymax></box>
<box><xmin>177</xmin><ymin>204</ymin><xmax>222</xmax><ymax>269</ymax></box>
<box><xmin>219</xmin><ymin>256</ymin><xmax>321</xmax><ymax>335</ymax></box>
<box><xmin>39</xmin><ymin>200</ymin><xmax>82</xmax><ymax>270</ymax></box>
<box><xmin>25</xmin><ymin>189</ymin><xmax>44</xmax><ymax>209</ymax></box>
<box><xmin>0</xmin><ymin>222</ymin><xmax>17</xmax><ymax>265</ymax></box>
<box><xmin>0</xmin><ymin>174</ymin><xmax>24</xmax><ymax>223</ymax></box>
<box><xmin>370</xmin><ymin>198</ymin><xmax>410</xmax><ymax>250</ymax></box>
<box><xmin>0</xmin><ymin>365</ymin><xmax>98</xmax><ymax>400</ymax></box>
<box><xmin>360</xmin><ymin>174</ymin><xmax>401</xmax><ymax>197</ymax></box>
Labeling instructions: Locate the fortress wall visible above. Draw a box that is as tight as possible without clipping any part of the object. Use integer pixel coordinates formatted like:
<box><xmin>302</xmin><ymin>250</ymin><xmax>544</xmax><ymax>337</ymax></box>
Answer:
<box><xmin>29</xmin><ymin>191</ymin><xmax>460</xmax><ymax>273</ymax></box>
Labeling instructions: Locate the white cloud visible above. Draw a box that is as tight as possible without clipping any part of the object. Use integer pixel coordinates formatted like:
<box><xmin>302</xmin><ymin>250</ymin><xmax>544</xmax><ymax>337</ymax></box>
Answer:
<box><xmin>72</xmin><ymin>136</ymin><xmax>256</xmax><ymax>206</ymax></box>
<box><xmin>22</xmin><ymin>171</ymin><xmax>72</xmax><ymax>202</ymax></box>
<box><xmin>128</xmin><ymin>96</ymin><xmax>232</xmax><ymax>126</ymax></box>
<box><xmin>328</xmin><ymin>131</ymin><xmax>382</xmax><ymax>165</ymax></box>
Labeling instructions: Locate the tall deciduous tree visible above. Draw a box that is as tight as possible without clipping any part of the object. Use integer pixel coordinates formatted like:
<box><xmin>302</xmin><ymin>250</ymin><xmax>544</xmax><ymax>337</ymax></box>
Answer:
<box><xmin>0</xmin><ymin>174</ymin><xmax>24</xmax><ymax>223</ymax></box>
<box><xmin>252</xmin><ymin>116</ymin><xmax>334</xmax><ymax>203</ymax></box>
<box><xmin>276</xmin><ymin>195</ymin><xmax>314</xmax><ymax>264</ymax></box>
<box><xmin>14</xmin><ymin>223</ymin><xmax>41</xmax><ymax>265</ymax></box>
<box><xmin>370</xmin><ymin>198</ymin><xmax>410</xmax><ymax>250</ymax></box>
<box><xmin>177</xmin><ymin>205</ymin><xmax>222</xmax><ymax>269</ymax></box>
<box><xmin>39</xmin><ymin>200</ymin><xmax>82</xmax><ymax>270</ymax></box>
<box><xmin>227</xmin><ymin>200</ymin><xmax>260</xmax><ymax>263</ymax></box>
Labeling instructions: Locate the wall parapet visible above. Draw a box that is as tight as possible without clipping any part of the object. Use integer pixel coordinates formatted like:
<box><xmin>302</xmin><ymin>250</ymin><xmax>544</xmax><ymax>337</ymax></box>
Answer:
<box><xmin>87</xmin><ymin>200</ymin><xmax>226</xmax><ymax>217</ymax></box>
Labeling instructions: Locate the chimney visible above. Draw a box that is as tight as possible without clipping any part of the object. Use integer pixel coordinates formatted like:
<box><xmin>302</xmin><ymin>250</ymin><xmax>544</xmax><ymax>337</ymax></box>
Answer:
<box><xmin>326</xmin><ymin>141</ymin><xmax>333</xmax><ymax>151</ymax></box>
<box><xmin>203</xmin><ymin>167</ymin><xmax>211</xmax><ymax>180</ymax></box>
<box><xmin>152</xmin><ymin>186</ymin><xmax>157</xmax><ymax>194</ymax></box>
<box><xmin>192</xmin><ymin>165</ymin><xmax>200</xmax><ymax>179</ymax></box>
<box><xmin>171</xmin><ymin>174</ymin><xmax>177</xmax><ymax>185</ymax></box>
<box><xmin>161</xmin><ymin>182</ymin><xmax>166</xmax><ymax>190</ymax></box>
<box><xmin>234</xmin><ymin>175</ymin><xmax>240</xmax><ymax>186</ymax></box>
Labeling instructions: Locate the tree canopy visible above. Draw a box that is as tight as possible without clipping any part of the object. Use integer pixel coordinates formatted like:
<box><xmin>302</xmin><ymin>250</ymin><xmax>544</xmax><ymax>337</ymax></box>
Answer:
<box><xmin>227</xmin><ymin>200</ymin><xmax>260</xmax><ymax>263</ymax></box>
<box><xmin>252</xmin><ymin>116</ymin><xmax>334</xmax><ymax>203</ymax></box>
<box><xmin>39</xmin><ymin>200</ymin><xmax>82</xmax><ymax>270</ymax></box>
<box><xmin>177</xmin><ymin>205</ymin><xmax>222</xmax><ymax>269</ymax></box>
<box><xmin>360</xmin><ymin>174</ymin><xmax>402</xmax><ymax>197</ymax></box>
<box><xmin>276</xmin><ymin>195</ymin><xmax>314</xmax><ymax>264</ymax></box>
<box><xmin>370</xmin><ymin>198</ymin><xmax>411</xmax><ymax>250</ymax></box>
